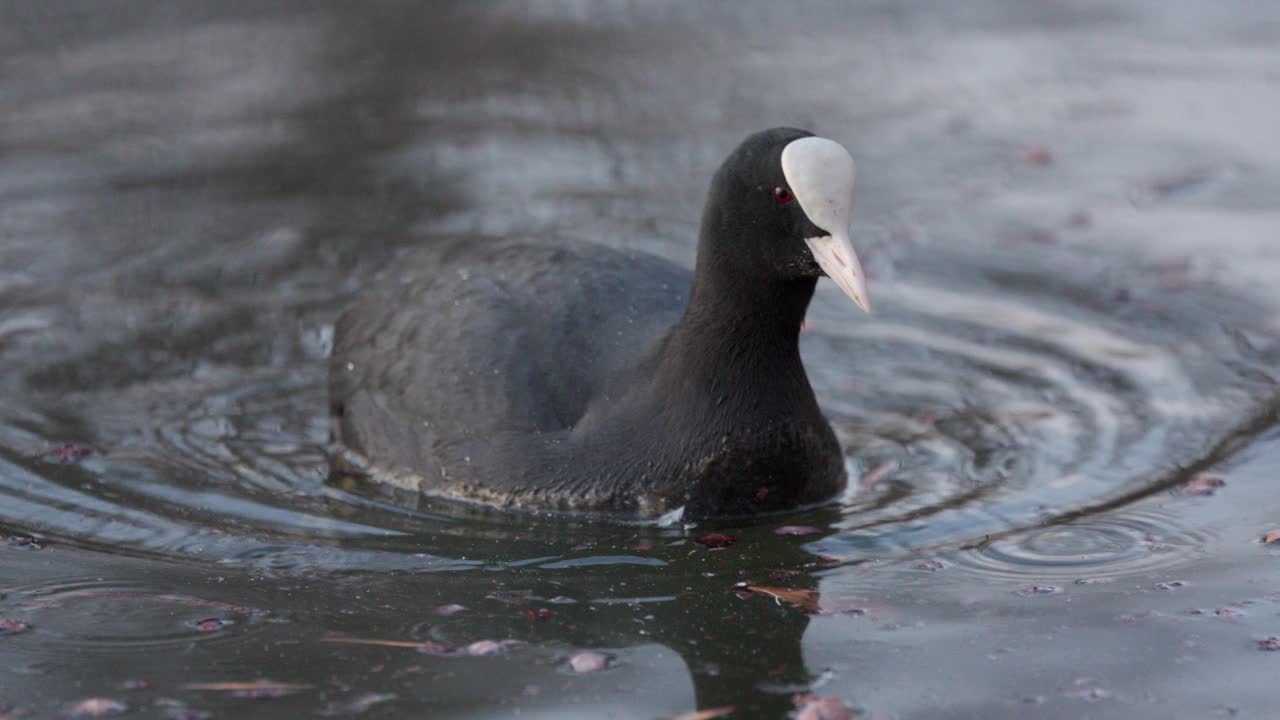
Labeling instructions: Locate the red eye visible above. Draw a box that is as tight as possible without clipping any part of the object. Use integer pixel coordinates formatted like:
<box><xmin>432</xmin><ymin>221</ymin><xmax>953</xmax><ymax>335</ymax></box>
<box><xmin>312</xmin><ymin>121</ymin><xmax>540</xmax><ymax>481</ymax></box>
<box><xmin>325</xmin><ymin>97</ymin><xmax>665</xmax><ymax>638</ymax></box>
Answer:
<box><xmin>773</xmin><ymin>186</ymin><xmax>793</xmax><ymax>204</ymax></box>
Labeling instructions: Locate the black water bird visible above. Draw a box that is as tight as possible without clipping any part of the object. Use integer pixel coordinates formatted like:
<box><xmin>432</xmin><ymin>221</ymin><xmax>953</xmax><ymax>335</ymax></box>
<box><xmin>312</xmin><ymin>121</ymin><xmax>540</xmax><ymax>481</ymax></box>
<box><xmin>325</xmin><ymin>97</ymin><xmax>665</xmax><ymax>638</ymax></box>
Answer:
<box><xmin>330</xmin><ymin>127</ymin><xmax>870</xmax><ymax>519</ymax></box>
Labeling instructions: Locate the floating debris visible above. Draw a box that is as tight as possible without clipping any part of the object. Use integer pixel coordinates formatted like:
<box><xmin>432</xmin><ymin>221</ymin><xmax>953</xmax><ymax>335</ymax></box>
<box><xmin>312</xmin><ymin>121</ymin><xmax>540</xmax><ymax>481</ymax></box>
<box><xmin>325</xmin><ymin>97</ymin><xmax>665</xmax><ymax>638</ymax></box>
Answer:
<box><xmin>48</xmin><ymin>443</ymin><xmax>93</xmax><ymax>464</ymax></box>
<box><xmin>774</xmin><ymin>526</ymin><xmax>820</xmax><ymax>537</ymax></box>
<box><xmin>669</xmin><ymin>706</ymin><xmax>734</xmax><ymax>720</ymax></box>
<box><xmin>318</xmin><ymin>692</ymin><xmax>398</xmax><ymax>716</ymax></box>
<box><xmin>1023</xmin><ymin>145</ymin><xmax>1053</xmax><ymax>166</ymax></box>
<box><xmin>1257</xmin><ymin>637</ymin><xmax>1280</xmax><ymax>651</ymax></box>
<box><xmin>740</xmin><ymin>585</ymin><xmax>821</xmax><ymax>613</ymax></box>
<box><xmin>793</xmin><ymin>694</ymin><xmax>855</xmax><ymax>720</ymax></box>
<box><xmin>433</xmin><ymin>604</ymin><xmax>467</xmax><ymax>616</ymax></box>
<box><xmin>0</xmin><ymin>619</ymin><xmax>30</xmax><ymax>636</ymax></box>
<box><xmin>486</xmin><ymin>590</ymin><xmax>533</xmax><ymax>605</ymax></box>
<box><xmin>183</xmin><ymin>681</ymin><xmax>313</xmax><ymax>699</ymax></box>
<box><xmin>67</xmin><ymin>698</ymin><xmax>127</xmax><ymax>717</ymax></box>
<box><xmin>189</xmin><ymin>617</ymin><xmax>228</xmax><ymax>633</ymax></box>
<box><xmin>858</xmin><ymin>460</ymin><xmax>898</xmax><ymax>491</ymax></box>
<box><xmin>1062</xmin><ymin>687</ymin><xmax>1112</xmax><ymax>702</ymax></box>
<box><xmin>1017</xmin><ymin>585</ymin><xmax>1062</xmax><ymax>597</ymax></box>
<box><xmin>1262</xmin><ymin>529</ymin><xmax>1280</xmax><ymax>544</ymax></box>
<box><xmin>464</xmin><ymin>640</ymin><xmax>505</xmax><ymax>656</ymax></box>
<box><xmin>567</xmin><ymin>651</ymin><xmax>610</xmax><ymax>673</ymax></box>
<box><xmin>154</xmin><ymin>699</ymin><xmax>211</xmax><ymax>720</ymax></box>
<box><xmin>522</xmin><ymin>608</ymin><xmax>555</xmax><ymax>623</ymax></box>
<box><xmin>5</xmin><ymin>535</ymin><xmax>43</xmax><ymax>550</ymax></box>
<box><xmin>695</xmin><ymin>533</ymin><xmax>738</xmax><ymax>549</ymax></box>
<box><xmin>322</xmin><ymin>635</ymin><xmax>454</xmax><ymax>654</ymax></box>
<box><xmin>1066</xmin><ymin>209</ymin><xmax>1092</xmax><ymax>228</ymax></box>
<box><xmin>1173</xmin><ymin>474</ymin><xmax>1226</xmax><ymax>497</ymax></box>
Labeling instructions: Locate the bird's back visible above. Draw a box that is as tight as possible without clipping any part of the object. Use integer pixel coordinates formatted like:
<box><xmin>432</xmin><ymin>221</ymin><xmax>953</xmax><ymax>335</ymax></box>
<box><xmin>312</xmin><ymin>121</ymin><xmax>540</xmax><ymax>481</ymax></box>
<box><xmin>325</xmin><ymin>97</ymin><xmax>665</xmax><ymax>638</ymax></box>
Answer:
<box><xmin>329</xmin><ymin>238</ymin><xmax>690</xmax><ymax>483</ymax></box>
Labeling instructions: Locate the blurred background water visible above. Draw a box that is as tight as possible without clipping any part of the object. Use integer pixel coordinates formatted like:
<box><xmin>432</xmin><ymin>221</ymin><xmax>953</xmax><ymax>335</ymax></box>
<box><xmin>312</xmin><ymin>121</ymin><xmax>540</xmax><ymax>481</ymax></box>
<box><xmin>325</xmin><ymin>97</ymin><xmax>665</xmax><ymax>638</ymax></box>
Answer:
<box><xmin>2</xmin><ymin>2</ymin><xmax>1279</xmax><ymax>718</ymax></box>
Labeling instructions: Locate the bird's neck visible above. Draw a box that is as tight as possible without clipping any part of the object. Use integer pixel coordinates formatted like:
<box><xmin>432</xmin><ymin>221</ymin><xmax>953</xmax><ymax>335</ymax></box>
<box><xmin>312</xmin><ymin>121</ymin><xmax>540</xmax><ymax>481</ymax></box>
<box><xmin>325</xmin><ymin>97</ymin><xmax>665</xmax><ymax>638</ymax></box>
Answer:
<box><xmin>656</xmin><ymin>238</ymin><xmax>818</xmax><ymax>397</ymax></box>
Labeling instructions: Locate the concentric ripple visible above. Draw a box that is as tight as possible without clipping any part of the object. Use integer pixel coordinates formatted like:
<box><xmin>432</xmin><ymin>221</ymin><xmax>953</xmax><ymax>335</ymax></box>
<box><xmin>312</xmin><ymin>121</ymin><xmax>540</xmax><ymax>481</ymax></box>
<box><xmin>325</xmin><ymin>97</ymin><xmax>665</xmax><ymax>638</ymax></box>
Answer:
<box><xmin>0</xmin><ymin>247</ymin><xmax>1268</xmax><ymax>582</ymax></box>
<box><xmin>5</xmin><ymin>578</ymin><xmax>264</xmax><ymax>656</ymax></box>
<box><xmin>797</xmin><ymin>256</ymin><xmax>1260</xmax><ymax>560</ymax></box>
<box><xmin>949</xmin><ymin>509</ymin><xmax>1211</xmax><ymax>582</ymax></box>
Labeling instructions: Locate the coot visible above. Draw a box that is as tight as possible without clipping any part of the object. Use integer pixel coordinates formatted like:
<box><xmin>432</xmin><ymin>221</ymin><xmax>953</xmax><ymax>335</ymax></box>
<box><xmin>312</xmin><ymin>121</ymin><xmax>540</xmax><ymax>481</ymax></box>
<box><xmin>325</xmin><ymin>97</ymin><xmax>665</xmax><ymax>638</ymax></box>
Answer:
<box><xmin>330</xmin><ymin>127</ymin><xmax>869</xmax><ymax>519</ymax></box>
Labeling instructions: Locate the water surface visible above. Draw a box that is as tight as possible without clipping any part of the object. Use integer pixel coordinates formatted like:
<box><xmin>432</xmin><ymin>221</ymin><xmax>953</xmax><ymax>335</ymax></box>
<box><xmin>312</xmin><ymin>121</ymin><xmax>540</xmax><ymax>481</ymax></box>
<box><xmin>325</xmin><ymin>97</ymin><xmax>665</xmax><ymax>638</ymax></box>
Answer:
<box><xmin>3</xmin><ymin>2</ymin><xmax>1280</xmax><ymax>718</ymax></box>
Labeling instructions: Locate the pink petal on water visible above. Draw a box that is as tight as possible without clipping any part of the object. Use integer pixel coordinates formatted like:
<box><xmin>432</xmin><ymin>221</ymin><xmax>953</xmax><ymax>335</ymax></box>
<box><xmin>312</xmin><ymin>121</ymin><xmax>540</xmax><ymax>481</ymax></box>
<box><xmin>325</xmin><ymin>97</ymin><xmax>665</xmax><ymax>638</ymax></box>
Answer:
<box><xmin>1023</xmin><ymin>145</ymin><xmax>1053</xmax><ymax>166</ymax></box>
<box><xmin>774</xmin><ymin>525</ymin><xmax>820</xmax><ymax>537</ymax></box>
<box><xmin>695</xmin><ymin>533</ymin><xmax>738</xmax><ymax>549</ymax></box>
<box><xmin>1173</xmin><ymin>473</ymin><xmax>1225</xmax><ymax>497</ymax></box>
<box><xmin>793</xmin><ymin>694</ymin><xmax>855</xmax><ymax>720</ymax></box>
<box><xmin>190</xmin><ymin>617</ymin><xmax>228</xmax><ymax>632</ymax></box>
<box><xmin>858</xmin><ymin>460</ymin><xmax>899</xmax><ymax>491</ymax></box>
<box><xmin>465</xmin><ymin>640</ymin><xmax>504</xmax><ymax>656</ymax></box>
<box><xmin>568</xmin><ymin>651</ymin><xmax>609</xmax><ymax>673</ymax></box>
<box><xmin>51</xmin><ymin>442</ymin><xmax>93</xmax><ymax>463</ymax></box>
<box><xmin>68</xmin><ymin>698</ymin><xmax>127</xmax><ymax>717</ymax></box>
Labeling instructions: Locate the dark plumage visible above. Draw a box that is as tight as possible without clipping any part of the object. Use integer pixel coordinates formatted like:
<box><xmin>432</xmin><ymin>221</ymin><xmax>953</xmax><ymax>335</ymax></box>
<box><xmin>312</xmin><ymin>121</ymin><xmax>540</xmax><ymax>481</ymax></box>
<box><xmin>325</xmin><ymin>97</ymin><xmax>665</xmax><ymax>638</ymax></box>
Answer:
<box><xmin>330</xmin><ymin>127</ymin><xmax>868</xmax><ymax>519</ymax></box>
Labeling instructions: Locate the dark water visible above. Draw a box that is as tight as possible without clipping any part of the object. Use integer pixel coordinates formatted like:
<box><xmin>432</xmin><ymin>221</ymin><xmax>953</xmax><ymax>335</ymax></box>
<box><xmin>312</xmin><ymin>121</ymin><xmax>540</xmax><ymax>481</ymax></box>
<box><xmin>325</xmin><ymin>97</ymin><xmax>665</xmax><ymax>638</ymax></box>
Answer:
<box><xmin>3</xmin><ymin>2</ymin><xmax>1280</xmax><ymax>718</ymax></box>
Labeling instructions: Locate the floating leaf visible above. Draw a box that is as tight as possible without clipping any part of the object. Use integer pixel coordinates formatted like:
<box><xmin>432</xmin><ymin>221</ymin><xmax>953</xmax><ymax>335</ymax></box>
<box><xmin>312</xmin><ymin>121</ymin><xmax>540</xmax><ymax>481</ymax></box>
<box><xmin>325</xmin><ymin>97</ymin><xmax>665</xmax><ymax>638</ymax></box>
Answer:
<box><xmin>695</xmin><ymin>533</ymin><xmax>738</xmax><ymax>549</ymax></box>
<box><xmin>793</xmin><ymin>694</ymin><xmax>854</xmax><ymax>720</ymax></box>
<box><xmin>743</xmin><ymin>586</ymin><xmax>821</xmax><ymax>613</ymax></box>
